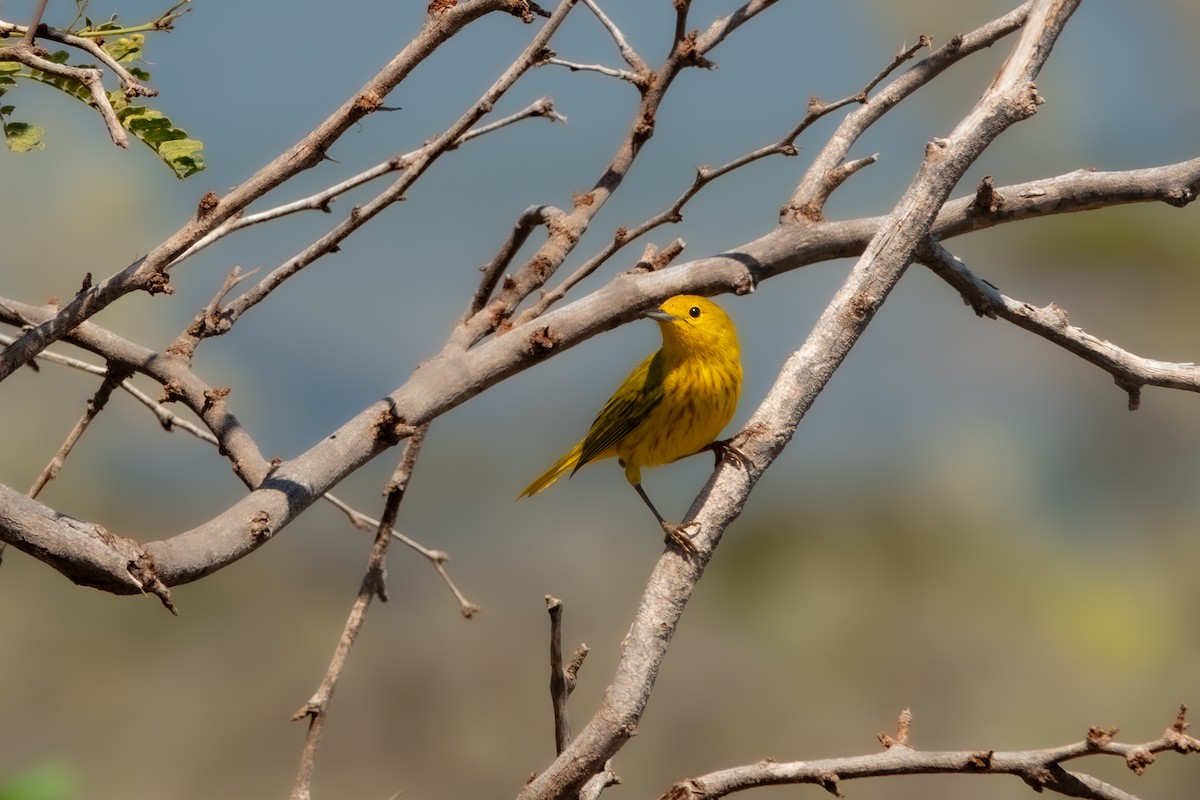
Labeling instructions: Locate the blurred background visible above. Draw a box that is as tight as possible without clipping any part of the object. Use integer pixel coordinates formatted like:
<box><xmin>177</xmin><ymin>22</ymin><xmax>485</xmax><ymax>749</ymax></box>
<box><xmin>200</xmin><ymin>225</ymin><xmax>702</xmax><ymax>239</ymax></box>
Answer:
<box><xmin>2</xmin><ymin>1</ymin><xmax>1199</xmax><ymax>798</ymax></box>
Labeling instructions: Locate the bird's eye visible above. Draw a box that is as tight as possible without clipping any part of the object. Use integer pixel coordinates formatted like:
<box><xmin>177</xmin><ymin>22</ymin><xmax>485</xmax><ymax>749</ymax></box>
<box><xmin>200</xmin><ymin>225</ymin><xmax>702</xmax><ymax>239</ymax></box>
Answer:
<box><xmin>689</xmin><ymin>306</ymin><xmax>701</xmax><ymax>319</ymax></box>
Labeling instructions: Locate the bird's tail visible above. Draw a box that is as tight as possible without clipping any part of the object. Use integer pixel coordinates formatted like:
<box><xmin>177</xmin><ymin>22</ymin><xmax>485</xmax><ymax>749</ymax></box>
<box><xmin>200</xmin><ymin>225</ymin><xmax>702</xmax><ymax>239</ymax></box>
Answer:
<box><xmin>517</xmin><ymin>441</ymin><xmax>584</xmax><ymax>499</ymax></box>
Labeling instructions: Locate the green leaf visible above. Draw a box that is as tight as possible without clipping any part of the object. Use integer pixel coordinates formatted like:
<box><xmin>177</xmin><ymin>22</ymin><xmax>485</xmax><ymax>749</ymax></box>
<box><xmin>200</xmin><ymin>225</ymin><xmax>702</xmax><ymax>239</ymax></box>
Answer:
<box><xmin>102</xmin><ymin>34</ymin><xmax>144</xmax><ymax>65</ymax></box>
<box><xmin>115</xmin><ymin>104</ymin><xmax>204</xmax><ymax>178</ymax></box>
<box><xmin>3</xmin><ymin>120</ymin><xmax>46</xmax><ymax>152</ymax></box>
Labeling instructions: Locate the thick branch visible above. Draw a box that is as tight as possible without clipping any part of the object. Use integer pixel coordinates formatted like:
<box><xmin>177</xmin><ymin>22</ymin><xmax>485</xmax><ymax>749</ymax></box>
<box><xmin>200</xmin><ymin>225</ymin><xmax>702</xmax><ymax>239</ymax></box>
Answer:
<box><xmin>5</xmin><ymin>149</ymin><xmax>1199</xmax><ymax>595</ymax></box>
<box><xmin>518</xmin><ymin>2</ymin><xmax>1081</xmax><ymax>795</ymax></box>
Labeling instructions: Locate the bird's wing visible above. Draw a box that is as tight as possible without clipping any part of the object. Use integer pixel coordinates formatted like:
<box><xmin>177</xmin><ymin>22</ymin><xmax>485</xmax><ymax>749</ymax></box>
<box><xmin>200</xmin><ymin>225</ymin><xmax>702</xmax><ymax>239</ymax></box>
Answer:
<box><xmin>573</xmin><ymin>351</ymin><xmax>665</xmax><ymax>473</ymax></box>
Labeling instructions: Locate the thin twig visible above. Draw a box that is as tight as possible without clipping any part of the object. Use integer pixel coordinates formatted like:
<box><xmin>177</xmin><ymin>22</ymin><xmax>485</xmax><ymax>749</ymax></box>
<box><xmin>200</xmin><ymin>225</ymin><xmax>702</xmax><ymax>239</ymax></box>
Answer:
<box><xmin>217</xmin><ymin>4</ymin><xmax>581</xmax><ymax>329</ymax></box>
<box><xmin>322</xmin><ymin>493</ymin><xmax>480</xmax><ymax>618</ymax></box>
<box><xmin>579</xmin><ymin>0</ymin><xmax>646</xmax><ymax>72</ymax></box>
<box><xmin>28</xmin><ymin>363</ymin><xmax>133</xmax><ymax>498</ymax></box>
<box><xmin>457</xmin><ymin>0</ymin><xmax>783</xmax><ymax>346</ymax></box>
<box><xmin>545</xmin><ymin>57</ymin><xmax>641</xmax><ymax>83</ymax></box>
<box><xmin>289</xmin><ymin>425</ymin><xmax>429</xmax><ymax>800</ymax></box>
<box><xmin>469</xmin><ymin>205</ymin><xmax>567</xmax><ymax>317</ymax></box>
<box><xmin>859</xmin><ymin>34</ymin><xmax>933</xmax><ymax>99</ymax></box>
<box><xmin>170</xmin><ymin>98</ymin><xmax>565</xmax><ymax>268</ymax></box>
<box><xmin>0</xmin><ymin>331</ymin><xmax>219</xmax><ymax>442</ymax></box>
<box><xmin>166</xmin><ymin>266</ymin><xmax>258</xmax><ymax>362</ymax></box>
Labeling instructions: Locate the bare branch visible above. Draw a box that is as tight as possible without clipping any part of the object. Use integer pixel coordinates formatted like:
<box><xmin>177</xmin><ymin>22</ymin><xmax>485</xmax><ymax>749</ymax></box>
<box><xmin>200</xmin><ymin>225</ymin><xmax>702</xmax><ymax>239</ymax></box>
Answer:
<box><xmin>0</xmin><ymin>319</ymin><xmax>478</xmax><ymax>615</ymax></box>
<box><xmin>22</xmin><ymin>0</ymin><xmax>48</xmax><ymax>44</ymax></box>
<box><xmin>28</xmin><ymin>363</ymin><xmax>132</xmax><ymax>498</ymax></box>
<box><xmin>663</xmin><ymin>708</ymin><xmax>1200</xmax><ymax>800</ymax></box>
<box><xmin>290</xmin><ymin>425</ymin><xmax>428</xmax><ymax>800</ymax></box>
<box><xmin>785</xmin><ymin>2</ymin><xmax>1032</xmax><ymax>220</ymax></box>
<box><xmin>545</xmin><ymin>57</ymin><xmax>642</xmax><ymax>83</ymax></box>
<box><xmin>579</xmin><ymin>0</ymin><xmax>646</xmax><ymax>73</ymax></box>
<box><xmin>932</xmin><ymin>160</ymin><xmax>1200</xmax><ymax>238</ymax></box>
<box><xmin>0</xmin><ymin>331</ymin><xmax>218</xmax><ymax>442</ymax></box>
<box><xmin>518</xmin><ymin>3</ymin><xmax>1082</xmax><ymax>796</ymax></box>
<box><xmin>860</xmin><ymin>34</ymin><xmax>933</xmax><ymax>98</ymax></box>
<box><xmin>546</xmin><ymin>595</ymin><xmax>572</xmax><ymax>755</ymax></box>
<box><xmin>470</xmin><ymin>205</ymin><xmax>568</xmax><ymax>319</ymax></box>
<box><xmin>322</xmin><ymin>493</ymin><xmax>479</xmax><ymax>618</ymax></box>
<box><xmin>214</xmin><ymin>1</ymin><xmax>581</xmax><ymax>330</ymax></box>
<box><xmin>515</xmin><ymin>26</ymin><xmax>943</xmax><ymax>325</ymax></box>
<box><xmin>171</xmin><ymin>98</ymin><xmax>566</xmax><ymax>268</ymax></box>
<box><xmin>920</xmin><ymin>241</ymin><xmax>1200</xmax><ymax>410</ymax></box>
<box><xmin>457</xmin><ymin>0</ymin><xmax>785</xmax><ymax>346</ymax></box>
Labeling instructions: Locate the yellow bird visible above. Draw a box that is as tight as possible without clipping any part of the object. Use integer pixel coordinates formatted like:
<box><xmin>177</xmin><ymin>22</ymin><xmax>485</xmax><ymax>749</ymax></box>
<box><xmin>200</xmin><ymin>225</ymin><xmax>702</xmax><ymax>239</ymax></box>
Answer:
<box><xmin>519</xmin><ymin>294</ymin><xmax>745</xmax><ymax>553</ymax></box>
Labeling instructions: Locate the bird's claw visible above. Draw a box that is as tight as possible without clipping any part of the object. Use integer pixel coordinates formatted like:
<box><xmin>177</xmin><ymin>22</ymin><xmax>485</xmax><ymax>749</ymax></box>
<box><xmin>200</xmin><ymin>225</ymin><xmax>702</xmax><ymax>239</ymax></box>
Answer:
<box><xmin>662</xmin><ymin>521</ymin><xmax>701</xmax><ymax>556</ymax></box>
<box><xmin>709</xmin><ymin>438</ymin><xmax>753</xmax><ymax>470</ymax></box>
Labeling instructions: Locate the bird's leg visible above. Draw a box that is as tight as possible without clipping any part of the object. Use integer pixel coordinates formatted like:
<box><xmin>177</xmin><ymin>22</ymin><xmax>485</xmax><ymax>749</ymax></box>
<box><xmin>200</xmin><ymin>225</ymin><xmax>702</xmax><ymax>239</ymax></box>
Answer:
<box><xmin>631</xmin><ymin>482</ymin><xmax>699</xmax><ymax>556</ymax></box>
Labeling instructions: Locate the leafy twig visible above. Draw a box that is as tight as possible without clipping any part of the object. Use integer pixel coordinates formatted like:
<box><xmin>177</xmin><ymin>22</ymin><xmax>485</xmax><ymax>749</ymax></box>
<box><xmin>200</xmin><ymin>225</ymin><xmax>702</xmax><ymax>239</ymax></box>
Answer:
<box><xmin>71</xmin><ymin>0</ymin><xmax>192</xmax><ymax>37</ymax></box>
<box><xmin>0</xmin><ymin>40</ymin><xmax>128</xmax><ymax>146</ymax></box>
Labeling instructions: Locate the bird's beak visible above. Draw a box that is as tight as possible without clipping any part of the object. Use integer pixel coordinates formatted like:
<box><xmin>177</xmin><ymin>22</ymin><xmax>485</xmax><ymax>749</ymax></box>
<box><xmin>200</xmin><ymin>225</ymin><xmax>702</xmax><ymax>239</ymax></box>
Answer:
<box><xmin>642</xmin><ymin>307</ymin><xmax>679</xmax><ymax>323</ymax></box>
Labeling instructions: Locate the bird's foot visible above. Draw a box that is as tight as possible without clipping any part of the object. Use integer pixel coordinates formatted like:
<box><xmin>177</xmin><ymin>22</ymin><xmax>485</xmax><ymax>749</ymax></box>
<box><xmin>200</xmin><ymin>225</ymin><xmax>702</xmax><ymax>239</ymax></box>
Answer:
<box><xmin>662</xmin><ymin>521</ymin><xmax>701</xmax><ymax>556</ymax></box>
<box><xmin>705</xmin><ymin>438</ymin><xmax>753</xmax><ymax>470</ymax></box>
